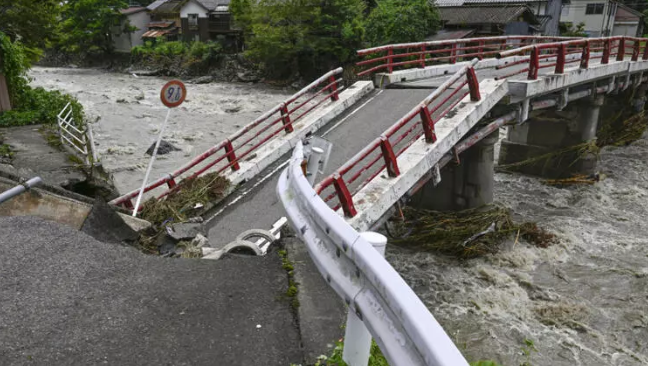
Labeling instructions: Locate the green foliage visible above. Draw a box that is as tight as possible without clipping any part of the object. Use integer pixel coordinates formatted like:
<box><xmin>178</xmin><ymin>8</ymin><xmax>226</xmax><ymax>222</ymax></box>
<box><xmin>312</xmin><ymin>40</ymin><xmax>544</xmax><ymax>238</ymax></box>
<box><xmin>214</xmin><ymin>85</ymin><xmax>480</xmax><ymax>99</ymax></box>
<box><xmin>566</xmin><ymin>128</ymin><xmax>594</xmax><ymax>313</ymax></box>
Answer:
<box><xmin>559</xmin><ymin>22</ymin><xmax>587</xmax><ymax>37</ymax></box>
<box><xmin>520</xmin><ymin>338</ymin><xmax>538</xmax><ymax>366</ymax></box>
<box><xmin>0</xmin><ymin>144</ymin><xmax>13</xmax><ymax>159</ymax></box>
<box><xmin>131</xmin><ymin>40</ymin><xmax>223</xmax><ymax>72</ymax></box>
<box><xmin>0</xmin><ymin>0</ymin><xmax>61</xmax><ymax>49</ymax></box>
<box><xmin>0</xmin><ymin>32</ymin><xmax>84</xmax><ymax>127</ymax></box>
<box><xmin>470</xmin><ymin>361</ymin><xmax>503</xmax><ymax>366</ymax></box>
<box><xmin>243</xmin><ymin>0</ymin><xmax>365</xmax><ymax>79</ymax></box>
<box><xmin>364</xmin><ymin>0</ymin><xmax>440</xmax><ymax>46</ymax></box>
<box><xmin>58</xmin><ymin>0</ymin><xmax>128</xmax><ymax>54</ymax></box>
<box><xmin>314</xmin><ymin>339</ymin><xmax>388</xmax><ymax>366</ymax></box>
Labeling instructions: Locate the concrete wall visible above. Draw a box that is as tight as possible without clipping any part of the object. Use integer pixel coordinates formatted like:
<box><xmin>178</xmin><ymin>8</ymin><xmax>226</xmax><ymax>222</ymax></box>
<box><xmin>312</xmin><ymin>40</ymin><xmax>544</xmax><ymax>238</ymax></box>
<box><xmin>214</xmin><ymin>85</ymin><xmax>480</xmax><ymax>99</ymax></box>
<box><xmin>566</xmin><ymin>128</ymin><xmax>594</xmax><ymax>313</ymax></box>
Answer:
<box><xmin>180</xmin><ymin>0</ymin><xmax>209</xmax><ymax>18</ymax></box>
<box><xmin>113</xmin><ymin>11</ymin><xmax>150</xmax><ymax>52</ymax></box>
<box><xmin>560</xmin><ymin>0</ymin><xmax>615</xmax><ymax>36</ymax></box>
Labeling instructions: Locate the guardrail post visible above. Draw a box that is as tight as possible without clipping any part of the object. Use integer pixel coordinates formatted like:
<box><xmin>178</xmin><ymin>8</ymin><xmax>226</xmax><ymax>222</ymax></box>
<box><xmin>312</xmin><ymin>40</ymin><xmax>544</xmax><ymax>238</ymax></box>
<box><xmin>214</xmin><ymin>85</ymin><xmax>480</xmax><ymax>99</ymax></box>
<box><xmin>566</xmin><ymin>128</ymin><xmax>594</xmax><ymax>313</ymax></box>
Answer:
<box><xmin>420</xmin><ymin>106</ymin><xmax>436</xmax><ymax>143</ymax></box>
<box><xmin>466</xmin><ymin>67</ymin><xmax>481</xmax><ymax>101</ymax></box>
<box><xmin>379</xmin><ymin>136</ymin><xmax>400</xmax><ymax>177</ymax></box>
<box><xmin>332</xmin><ymin>174</ymin><xmax>356</xmax><ymax>217</ymax></box>
<box><xmin>617</xmin><ymin>37</ymin><xmax>625</xmax><ymax>61</ymax></box>
<box><xmin>167</xmin><ymin>178</ymin><xmax>177</xmax><ymax>189</ymax></box>
<box><xmin>478</xmin><ymin>40</ymin><xmax>485</xmax><ymax>60</ymax></box>
<box><xmin>580</xmin><ymin>41</ymin><xmax>590</xmax><ymax>69</ymax></box>
<box><xmin>387</xmin><ymin>48</ymin><xmax>394</xmax><ymax>73</ymax></box>
<box><xmin>224</xmin><ymin>139</ymin><xmax>240</xmax><ymax>171</ymax></box>
<box><xmin>280</xmin><ymin>104</ymin><xmax>294</xmax><ymax>133</ymax></box>
<box><xmin>528</xmin><ymin>46</ymin><xmax>539</xmax><ymax>80</ymax></box>
<box><xmin>419</xmin><ymin>44</ymin><xmax>426</xmax><ymax>68</ymax></box>
<box><xmin>328</xmin><ymin>75</ymin><xmax>340</xmax><ymax>102</ymax></box>
<box><xmin>555</xmin><ymin>43</ymin><xmax>566</xmax><ymax>73</ymax></box>
<box><xmin>643</xmin><ymin>41</ymin><xmax>648</xmax><ymax>60</ymax></box>
<box><xmin>450</xmin><ymin>43</ymin><xmax>457</xmax><ymax>64</ymax></box>
<box><xmin>602</xmin><ymin>39</ymin><xmax>611</xmax><ymax>64</ymax></box>
<box><xmin>342</xmin><ymin>231</ymin><xmax>387</xmax><ymax>366</ymax></box>
<box><xmin>632</xmin><ymin>39</ymin><xmax>640</xmax><ymax>61</ymax></box>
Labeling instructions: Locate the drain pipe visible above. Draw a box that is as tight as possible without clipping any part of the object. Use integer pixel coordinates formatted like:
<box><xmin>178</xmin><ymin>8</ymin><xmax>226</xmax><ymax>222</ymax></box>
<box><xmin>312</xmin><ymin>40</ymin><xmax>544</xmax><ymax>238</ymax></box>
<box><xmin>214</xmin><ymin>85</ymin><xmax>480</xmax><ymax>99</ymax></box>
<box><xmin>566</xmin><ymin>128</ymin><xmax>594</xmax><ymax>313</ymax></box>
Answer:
<box><xmin>0</xmin><ymin>177</ymin><xmax>43</xmax><ymax>204</ymax></box>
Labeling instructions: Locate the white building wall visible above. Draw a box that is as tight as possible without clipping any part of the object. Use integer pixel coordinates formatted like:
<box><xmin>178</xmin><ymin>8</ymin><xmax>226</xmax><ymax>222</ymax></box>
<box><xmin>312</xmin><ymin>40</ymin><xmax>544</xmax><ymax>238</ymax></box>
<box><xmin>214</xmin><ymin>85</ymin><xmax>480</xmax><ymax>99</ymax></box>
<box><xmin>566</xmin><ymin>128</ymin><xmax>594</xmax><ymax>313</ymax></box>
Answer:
<box><xmin>180</xmin><ymin>0</ymin><xmax>209</xmax><ymax>18</ymax></box>
<box><xmin>560</xmin><ymin>0</ymin><xmax>615</xmax><ymax>36</ymax></box>
<box><xmin>113</xmin><ymin>11</ymin><xmax>150</xmax><ymax>52</ymax></box>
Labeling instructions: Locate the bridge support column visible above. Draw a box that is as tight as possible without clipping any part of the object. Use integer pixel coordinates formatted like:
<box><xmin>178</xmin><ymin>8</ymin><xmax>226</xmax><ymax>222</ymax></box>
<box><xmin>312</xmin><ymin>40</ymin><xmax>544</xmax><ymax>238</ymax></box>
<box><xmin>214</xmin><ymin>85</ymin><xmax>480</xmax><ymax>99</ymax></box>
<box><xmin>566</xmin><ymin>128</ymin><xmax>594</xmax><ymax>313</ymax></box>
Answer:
<box><xmin>498</xmin><ymin>95</ymin><xmax>604</xmax><ymax>179</ymax></box>
<box><xmin>411</xmin><ymin>130</ymin><xmax>498</xmax><ymax>211</ymax></box>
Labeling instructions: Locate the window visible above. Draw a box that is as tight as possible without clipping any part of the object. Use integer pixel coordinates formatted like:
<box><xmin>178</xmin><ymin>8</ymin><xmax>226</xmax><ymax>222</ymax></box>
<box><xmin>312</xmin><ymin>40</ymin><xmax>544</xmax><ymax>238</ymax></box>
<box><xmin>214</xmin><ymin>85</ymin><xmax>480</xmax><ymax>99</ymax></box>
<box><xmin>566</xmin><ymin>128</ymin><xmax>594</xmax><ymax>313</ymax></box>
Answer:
<box><xmin>188</xmin><ymin>13</ymin><xmax>198</xmax><ymax>28</ymax></box>
<box><xmin>585</xmin><ymin>3</ymin><xmax>604</xmax><ymax>15</ymax></box>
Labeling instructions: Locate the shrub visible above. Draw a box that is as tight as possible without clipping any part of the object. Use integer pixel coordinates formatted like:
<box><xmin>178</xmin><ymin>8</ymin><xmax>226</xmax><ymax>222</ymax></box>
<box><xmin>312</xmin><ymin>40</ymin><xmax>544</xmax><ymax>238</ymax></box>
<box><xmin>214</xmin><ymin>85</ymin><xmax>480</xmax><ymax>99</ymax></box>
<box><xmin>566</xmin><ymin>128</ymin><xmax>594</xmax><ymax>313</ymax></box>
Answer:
<box><xmin>364</xmin><ymin>0</ymin><xmax>440</xmax><ymax>46</ymax></box>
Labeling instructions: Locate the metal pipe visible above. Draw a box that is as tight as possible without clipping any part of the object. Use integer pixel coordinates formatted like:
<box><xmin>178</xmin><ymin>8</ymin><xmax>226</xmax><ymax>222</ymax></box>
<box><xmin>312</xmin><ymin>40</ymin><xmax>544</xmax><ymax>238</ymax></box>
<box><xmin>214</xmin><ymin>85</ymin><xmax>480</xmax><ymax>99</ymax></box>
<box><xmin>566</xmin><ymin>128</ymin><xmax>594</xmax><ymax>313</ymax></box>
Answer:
<box><xmin>0</xmin><ymin>177</ymin><xmax>43</xmax><ymax>204</ymax></box>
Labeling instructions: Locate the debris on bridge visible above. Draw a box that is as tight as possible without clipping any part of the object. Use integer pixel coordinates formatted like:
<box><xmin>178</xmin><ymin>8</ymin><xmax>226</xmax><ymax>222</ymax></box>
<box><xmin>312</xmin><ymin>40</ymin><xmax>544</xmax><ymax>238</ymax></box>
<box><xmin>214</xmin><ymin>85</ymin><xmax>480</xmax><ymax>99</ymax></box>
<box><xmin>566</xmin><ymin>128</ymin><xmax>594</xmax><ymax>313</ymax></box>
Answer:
<box><xmin>389</xmin><ymin>205</ymin><xmax>556</xmax><ymax>258</ymax></box>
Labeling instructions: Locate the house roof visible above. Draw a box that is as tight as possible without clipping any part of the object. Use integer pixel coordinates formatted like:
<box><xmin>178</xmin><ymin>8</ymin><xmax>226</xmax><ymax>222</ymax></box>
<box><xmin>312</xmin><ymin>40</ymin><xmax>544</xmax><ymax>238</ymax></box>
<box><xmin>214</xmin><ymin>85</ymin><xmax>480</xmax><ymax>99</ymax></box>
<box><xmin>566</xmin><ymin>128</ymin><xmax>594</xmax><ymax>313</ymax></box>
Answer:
<box><xmin>120</xmin><ymin>6</ymin><xmax>147</xmax><ymax>15</ymax></box>
<box><xmin>615</xmin><ymin>3</ymin><xmax>643</xmax><ymax>22</ymax></box>
<box><xmin>148</xmin><ymin>21</ymin><xmax>177</xmax><ymax>28</ymax></box>
<box><xmin>148</xmin><ymin>0</ymin><xmax>184</xmax><ymax>13</ymax></box>
<box><xmin>435</xmin><ymin>0</ymin><xmax>547</xmax><ymax>7</ymax></box>
<box><xmin>147</xmin><ymin>0</ymin><xmax>168</xmax><ymax>11</ymax></box>
<box><xmin>439</xmin><ymin>5</ymin><xmax>539</xmax><ymax>25</ymax></box>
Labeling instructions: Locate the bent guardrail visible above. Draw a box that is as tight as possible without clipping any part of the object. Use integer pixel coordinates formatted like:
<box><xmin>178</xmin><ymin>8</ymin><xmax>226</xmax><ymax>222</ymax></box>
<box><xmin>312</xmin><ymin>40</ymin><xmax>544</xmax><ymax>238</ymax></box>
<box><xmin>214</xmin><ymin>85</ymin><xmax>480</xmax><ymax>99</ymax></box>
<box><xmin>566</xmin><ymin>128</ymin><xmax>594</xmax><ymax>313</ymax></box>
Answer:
<box><xmin>111</xmin><ymin>68</ymin><xmax>344</xmax><ymax>211</ymax></box>
<box><xmin>57</xmin><ymin>103</ymin><xmax>98</xmax><ymax>166</ymax></box>
<box><xmin>276</xmin><ymin>141</ymin><xmax>469</xmax><ymax>366</ymax></box>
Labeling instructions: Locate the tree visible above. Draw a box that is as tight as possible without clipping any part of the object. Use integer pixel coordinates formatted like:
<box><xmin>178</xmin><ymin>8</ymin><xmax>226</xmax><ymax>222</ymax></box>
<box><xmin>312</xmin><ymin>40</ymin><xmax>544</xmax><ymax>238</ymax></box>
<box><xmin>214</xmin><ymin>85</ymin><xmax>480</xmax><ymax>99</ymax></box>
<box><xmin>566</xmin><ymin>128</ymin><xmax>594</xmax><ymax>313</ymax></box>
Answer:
<box><xmin>364</xmin><ymin>0</ymin><xmax>440</xmax><ymax>46</ymax></box>
<box><xmin>58</xmin><ymin>0</ymin><xmax>128</xmax><ymax>54</ymax></box>
<box><xmin>243</xmin><ymin>0</ymin><xmax>365</xmax><ymax>79</ymax></box>
<box><xmin>0</xmin><ymin>0</ymin><xmax>60</xmax><ymax>49</ymax></box>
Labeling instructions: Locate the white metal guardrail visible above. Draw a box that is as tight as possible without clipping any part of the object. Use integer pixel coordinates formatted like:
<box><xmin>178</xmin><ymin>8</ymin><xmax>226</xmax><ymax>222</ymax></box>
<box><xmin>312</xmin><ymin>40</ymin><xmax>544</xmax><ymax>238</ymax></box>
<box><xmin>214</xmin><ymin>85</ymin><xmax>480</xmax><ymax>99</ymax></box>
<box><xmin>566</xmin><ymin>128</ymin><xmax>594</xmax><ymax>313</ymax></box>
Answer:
<box><xmin>57</xmin><ymin>103</ymin><xmax>99</xmax><ymax>166</ymax></box>
<box><xmin>276</xmin><ymin>141</ymin><xmax>470</xmax><ymax>366</ymax></box>
<box><xmin>0</xmin><ymin>177</ymin><xmax>42</xmax><ymax>204</ymax></box>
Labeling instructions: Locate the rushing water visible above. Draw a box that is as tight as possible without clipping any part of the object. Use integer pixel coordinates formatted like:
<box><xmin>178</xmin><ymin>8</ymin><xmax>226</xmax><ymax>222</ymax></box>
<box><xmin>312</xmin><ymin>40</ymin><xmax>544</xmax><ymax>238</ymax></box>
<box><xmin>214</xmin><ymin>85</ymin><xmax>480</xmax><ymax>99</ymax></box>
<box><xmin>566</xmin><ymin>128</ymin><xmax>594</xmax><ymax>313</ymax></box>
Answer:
<box><xmin>29</xmin><ymin>67</ymin><xmax>291</xmax><ymax>194</ymax></box>
<box><xmin>388</xmin><ymin>128</ymin><xmax>648</xmax><ymax>366</ymax></box>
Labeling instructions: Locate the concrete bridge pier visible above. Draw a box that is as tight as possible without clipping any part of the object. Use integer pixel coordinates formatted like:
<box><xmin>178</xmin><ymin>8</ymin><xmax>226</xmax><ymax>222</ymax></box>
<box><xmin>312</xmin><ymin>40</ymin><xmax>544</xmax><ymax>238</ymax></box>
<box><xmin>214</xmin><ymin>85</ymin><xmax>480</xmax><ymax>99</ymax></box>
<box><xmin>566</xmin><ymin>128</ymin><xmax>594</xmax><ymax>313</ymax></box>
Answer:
<box><xmin>411</xmin><ymin>129</ymin><xmax>498</xmax><ymax>211</ymax></box>
<box><xmin>498</xmin><ymin>95</ymin><xmax>604</xmax><ymax>179</ymax></box>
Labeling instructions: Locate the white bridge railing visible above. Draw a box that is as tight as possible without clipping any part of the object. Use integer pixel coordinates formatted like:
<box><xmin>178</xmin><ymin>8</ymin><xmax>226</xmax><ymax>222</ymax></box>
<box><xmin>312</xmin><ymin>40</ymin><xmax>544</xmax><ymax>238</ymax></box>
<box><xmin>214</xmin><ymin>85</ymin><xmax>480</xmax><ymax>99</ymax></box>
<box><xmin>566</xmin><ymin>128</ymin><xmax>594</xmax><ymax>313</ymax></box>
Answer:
<box><xmin>276</xmin><ymin>141</ymin><xmax>469</xmax><ymax>366</ymax></box>
<box><xmin>57</xmin><ymin>102</ymin><xmax>98</xmax><ymax>166</ymax></box>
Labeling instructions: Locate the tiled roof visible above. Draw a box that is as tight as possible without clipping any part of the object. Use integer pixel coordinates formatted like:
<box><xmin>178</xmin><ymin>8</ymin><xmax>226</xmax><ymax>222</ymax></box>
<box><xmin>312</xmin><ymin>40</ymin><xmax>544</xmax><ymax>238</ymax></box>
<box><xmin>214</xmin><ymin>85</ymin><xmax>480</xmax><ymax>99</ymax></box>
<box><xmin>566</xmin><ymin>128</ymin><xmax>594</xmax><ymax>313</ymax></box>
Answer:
<box><xmin>120</xmin><ymin>6</ymin><xmax>147</xmax><ymax>15</ymax></box>
<box><xmin>435</xmin><ymin>0</ymin><xmax>546</xmax><ymax>7</ymax></box>
<box><xmin>439</xmin><ymin>5</ymin><xmax>539</xmax><ymax>25</ymax></box>
<box><xmin>615</xmin><ymin>3</ymin><xmax>643</xmax><ymax>22</ymax></box>
<box><xmin>425</xmin><ymin>29</ymin><xmax>477</xmax><ymax>41</ymax></box>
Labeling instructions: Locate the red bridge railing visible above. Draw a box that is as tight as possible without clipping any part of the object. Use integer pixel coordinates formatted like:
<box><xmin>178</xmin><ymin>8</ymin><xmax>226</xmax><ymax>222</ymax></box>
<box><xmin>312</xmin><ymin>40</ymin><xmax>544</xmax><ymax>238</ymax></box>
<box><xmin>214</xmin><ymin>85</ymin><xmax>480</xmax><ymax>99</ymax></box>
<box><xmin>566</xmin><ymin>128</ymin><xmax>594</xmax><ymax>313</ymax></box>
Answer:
<box><xmin>356</xmin><ymin>36</ymin><xmax>576</xmax><ymax>77</ymax></box>
<box><xmin>110</xmin><ymin>67</ymin><xmax>344</xmax><ymax>210</ymax></box>
<box><xmin>315</xmin><ymin>59</ymin><xmax>481</xmax><ymax>217</ymax></box>
<box><xmin>496</xmin><ymin>36</ymin><xmax>648</xmax><ymax>80</ymax></box>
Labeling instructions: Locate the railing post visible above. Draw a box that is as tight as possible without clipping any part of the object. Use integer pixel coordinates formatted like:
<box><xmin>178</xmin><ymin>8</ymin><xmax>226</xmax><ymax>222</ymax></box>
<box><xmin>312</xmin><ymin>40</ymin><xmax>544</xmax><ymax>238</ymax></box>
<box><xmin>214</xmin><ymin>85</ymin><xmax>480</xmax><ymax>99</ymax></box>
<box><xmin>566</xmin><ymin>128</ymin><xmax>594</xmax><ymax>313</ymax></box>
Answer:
<box><xmin>450</xmin><ymin>43</ymin><xmax>457</xmax><ymax>64</ymax></box>
<box><xmin>466</xmin><ymin>67</ymin><xmax>481</xmax><ymax>101</ymax></box>
<box><xmin>379</xmin><ymin>136</ymin><xmax>400</xmax><ymax>177</ymax></box>
<box><xmin>478</xmin><ymin>40</ymin><xmax>485</xmax><ymax>60</ymax></box>
<box><xmin>224</xmin><ymin>139</ymin><xmax>240</xmax><ymax>171</ymax></box>
<box><xmin>617</xmin><ymin>37</ymin><xmax>625</xmax><ymax>61</ymax></box>
<box><xmin>342</xmin><ymin>231</ymin><xmax>387</xmax><ymax>366</ymax></box>
<box><xmin>555</xmin><ymin>43</ymin><xmax>566</xmax><ymax>73</ymax></box>
<box><xmin>528</xmin><ymin>46</ymin><xmax>539</xmax><ymax>80</ymax></box>
<box><xmin>632</xmin><ymin>39</ymin><xmax>640</xmax><ymax>61</ymax></box>
<box><xmin>280</xmin><ymin>104</ymin><xmax>294</xmax><ymax>133</ymax></box>
<box><xmin>419</xmin><ymin>106</ymin><xmax>436</xmax><ymax>143</ymax></box>
<box><xmin>419</xmin><ymin>44</ymin><xmax>426</xmax><ymax>68</ymax></box>
<box><xmin>123</xmin><ymin>200</ymin><xmax>134</xmax><ymax>209</ymax></box>
<box><xmin>580</xmin><ymin>41</ymin><xmax>590</xmax><ymax>69</ymax></box>
<box><xmin>602</xmin><ymin>39</ymin><xmax>611</xmax><ymax>64</ymax></box>
<box><xmin>643</xmin><ymin>41</ymin><xmax>648</xmax><ymax>60</ymax></box>
<box><xmin>387</xmin><ymin>48</ymin><xmax>394</xmax><ymax>73</ymax></box>
<box><xmin>328</xmin><ymin>75</ymin><xmax>340</xmax><ymax>102</ymax></box>
<box><xmin>333</xmin><ymin>174</ymin><xmax>356</xmax><ymax>217</ymax></box>
<box><xmin>167</xmin><ymin>178</ymin><xmax>177</xmax><ymax>189</ymax></box>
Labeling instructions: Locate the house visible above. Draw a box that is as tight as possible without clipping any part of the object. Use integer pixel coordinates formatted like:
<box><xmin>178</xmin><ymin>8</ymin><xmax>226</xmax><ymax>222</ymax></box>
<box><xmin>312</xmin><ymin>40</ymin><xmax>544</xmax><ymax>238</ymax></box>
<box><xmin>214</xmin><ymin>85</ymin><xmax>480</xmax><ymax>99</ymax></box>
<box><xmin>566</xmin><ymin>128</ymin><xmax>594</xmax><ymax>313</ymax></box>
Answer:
<box><xmin>612</xmin><ymin>3</ymin><xmax>644</xmax><ymax>36</ymax></box>
<box><xmin>144</xmin><ymin>0</ymin><xmax>238</xmax><ymax>44</ymax></box>
<box><xmin>559</xmin><ymin>0</ymin><xmax>630</xmax><ymax>36</ymax></box>
<box><xmin>113</xmin><ymin>6</ymin><xmax>151</xmax><ymax>52</ymax></box>
<box><xmin>437</xmin><ymin>5</ymin><xmax>541</xmax><ymax>36</ymax></box>
<box><xmin>435</xmin><ymin>0</ymin><xmax>566</xmax><ymax>36</ymax></box>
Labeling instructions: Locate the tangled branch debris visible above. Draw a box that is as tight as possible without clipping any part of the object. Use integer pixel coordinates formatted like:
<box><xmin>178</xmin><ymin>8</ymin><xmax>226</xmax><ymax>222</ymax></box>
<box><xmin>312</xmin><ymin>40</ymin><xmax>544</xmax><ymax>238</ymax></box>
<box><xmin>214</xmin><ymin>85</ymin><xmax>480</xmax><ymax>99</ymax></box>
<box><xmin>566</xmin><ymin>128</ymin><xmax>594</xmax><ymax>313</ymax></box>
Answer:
<box><xmin>390</xmin><ymin>205</ymin><xmax>556</xmax><ymax>258</ymax></box>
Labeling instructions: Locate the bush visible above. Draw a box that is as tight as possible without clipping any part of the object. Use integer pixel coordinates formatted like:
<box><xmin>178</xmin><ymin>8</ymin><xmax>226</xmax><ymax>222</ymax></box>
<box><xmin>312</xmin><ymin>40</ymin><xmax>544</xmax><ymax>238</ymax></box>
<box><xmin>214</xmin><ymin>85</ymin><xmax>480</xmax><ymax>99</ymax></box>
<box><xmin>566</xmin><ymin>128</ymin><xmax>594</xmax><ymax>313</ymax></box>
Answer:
<box><xmin>131</xmin><ymin>40</ymin><xmax>223</xmax><ymax>73</ymax></box>
<box><xmin>0</xmin><ymin>31</ymin><xmax>84</xmax><ymax>127</ymax></box>
<box><xmin>364</xmin><ymin>0</ymin><xmax>440</xmax><ymax>46</ymax></box>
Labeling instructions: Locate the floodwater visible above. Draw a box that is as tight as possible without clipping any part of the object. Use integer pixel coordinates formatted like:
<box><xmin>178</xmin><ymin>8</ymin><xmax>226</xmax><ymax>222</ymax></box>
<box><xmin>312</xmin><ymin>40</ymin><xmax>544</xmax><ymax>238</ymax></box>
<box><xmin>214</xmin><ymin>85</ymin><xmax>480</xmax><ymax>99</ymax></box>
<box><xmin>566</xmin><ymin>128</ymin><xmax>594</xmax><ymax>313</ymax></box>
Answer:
<box><xmin>29</xmin><ymin>67</ymin><xmax>291</xmax><ymax>194</ymax></box>
<box><xmin>388</xmin><ymin>128</ymin><xmax>648</xmax><ymax>365</ymax></box>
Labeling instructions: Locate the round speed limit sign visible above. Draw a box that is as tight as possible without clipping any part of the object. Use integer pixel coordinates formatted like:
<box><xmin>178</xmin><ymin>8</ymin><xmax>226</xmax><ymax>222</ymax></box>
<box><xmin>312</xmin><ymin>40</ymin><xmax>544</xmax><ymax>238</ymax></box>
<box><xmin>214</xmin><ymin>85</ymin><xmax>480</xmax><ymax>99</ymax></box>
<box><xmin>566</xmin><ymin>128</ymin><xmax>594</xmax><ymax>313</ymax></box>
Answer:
<box><xmin>160</xmin><ymin>80</ymin><xmax>186</xmax><ymax>108</ymax></box>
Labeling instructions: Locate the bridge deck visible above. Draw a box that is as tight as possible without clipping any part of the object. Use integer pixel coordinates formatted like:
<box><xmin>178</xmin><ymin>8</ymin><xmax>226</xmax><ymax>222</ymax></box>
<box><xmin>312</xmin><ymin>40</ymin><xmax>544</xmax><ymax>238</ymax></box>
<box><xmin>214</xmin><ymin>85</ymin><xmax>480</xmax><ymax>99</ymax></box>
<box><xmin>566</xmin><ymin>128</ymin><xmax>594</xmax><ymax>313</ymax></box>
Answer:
<box><xmin>206</xmin><ymin>88</ymin><xmax>433</xmax><ymax>247</ymax></box>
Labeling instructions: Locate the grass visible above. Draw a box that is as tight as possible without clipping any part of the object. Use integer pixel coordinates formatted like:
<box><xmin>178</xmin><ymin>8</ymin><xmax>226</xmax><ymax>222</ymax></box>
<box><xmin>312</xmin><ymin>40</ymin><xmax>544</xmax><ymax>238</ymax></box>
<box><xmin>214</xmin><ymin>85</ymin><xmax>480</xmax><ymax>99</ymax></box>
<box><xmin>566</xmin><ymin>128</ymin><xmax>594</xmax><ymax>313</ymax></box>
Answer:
<box><xmin>389</xmin><ymin>205</ymin><xmax>557</xmax><ymax>258</ymax></box>
<box><xmin>0</xmin><ymin>143</ymin><xmax>13</xmax><ymax>159</ymax></box>
<box><xmin>278</xmin><ymin>249</ymin><xmax>300</xmax><ymax>309</ymax></box>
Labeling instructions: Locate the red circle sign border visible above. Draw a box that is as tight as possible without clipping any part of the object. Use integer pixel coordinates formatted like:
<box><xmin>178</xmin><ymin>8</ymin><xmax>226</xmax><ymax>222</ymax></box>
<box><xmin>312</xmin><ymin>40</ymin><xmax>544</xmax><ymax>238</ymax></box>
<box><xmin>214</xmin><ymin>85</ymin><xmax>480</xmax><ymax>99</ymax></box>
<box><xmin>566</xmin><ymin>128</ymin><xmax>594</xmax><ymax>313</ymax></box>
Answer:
<box><xmin>160</xmin><ymin>80</ymin><xmax>187</xmax><ymax>108</ymax></box>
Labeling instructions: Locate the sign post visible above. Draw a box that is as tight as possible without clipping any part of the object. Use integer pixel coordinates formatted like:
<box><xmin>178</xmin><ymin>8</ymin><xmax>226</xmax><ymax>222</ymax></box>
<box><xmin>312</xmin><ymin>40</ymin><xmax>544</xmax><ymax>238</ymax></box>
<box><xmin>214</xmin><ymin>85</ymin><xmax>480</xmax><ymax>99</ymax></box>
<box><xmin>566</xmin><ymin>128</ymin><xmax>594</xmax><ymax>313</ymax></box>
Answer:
<box><xmin>132</xmin><ymin>80</ymin><xmax>186</xmax><ymax>217</ymax></box>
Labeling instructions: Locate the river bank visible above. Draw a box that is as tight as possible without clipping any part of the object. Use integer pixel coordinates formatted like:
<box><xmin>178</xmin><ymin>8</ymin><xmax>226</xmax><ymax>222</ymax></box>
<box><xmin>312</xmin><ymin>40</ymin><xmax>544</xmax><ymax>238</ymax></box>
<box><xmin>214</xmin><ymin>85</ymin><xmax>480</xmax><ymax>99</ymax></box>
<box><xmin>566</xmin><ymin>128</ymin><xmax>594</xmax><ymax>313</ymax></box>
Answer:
<box><xmin>29</xmin><ymin>67</ymin><xmax>293</xmax><ymax>195</ymax></box>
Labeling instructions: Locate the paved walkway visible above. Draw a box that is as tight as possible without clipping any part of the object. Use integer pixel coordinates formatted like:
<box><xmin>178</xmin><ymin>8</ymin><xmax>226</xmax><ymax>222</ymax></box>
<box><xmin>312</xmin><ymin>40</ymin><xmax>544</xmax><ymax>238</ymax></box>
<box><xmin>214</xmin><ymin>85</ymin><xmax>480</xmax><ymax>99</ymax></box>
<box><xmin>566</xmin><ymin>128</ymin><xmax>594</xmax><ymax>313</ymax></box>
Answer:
<box><xmin>0</xmin><ymin>216</ymin><xmax>302</xmax><ymax>366</ymax></box>
<box><xmin>0</xmin><ymin>125</ymin><xmax>85</xmax><ymax>186</ymax></box>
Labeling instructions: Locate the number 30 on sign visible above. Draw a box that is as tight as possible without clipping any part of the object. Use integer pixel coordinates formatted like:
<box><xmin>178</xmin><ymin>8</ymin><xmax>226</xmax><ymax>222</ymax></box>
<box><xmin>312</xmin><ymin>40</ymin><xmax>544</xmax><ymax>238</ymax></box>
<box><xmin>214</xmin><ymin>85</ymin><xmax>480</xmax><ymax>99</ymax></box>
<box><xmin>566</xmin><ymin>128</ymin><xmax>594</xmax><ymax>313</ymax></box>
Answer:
<box><xmin>160</xmin><ymin>80</ymin><xmax>187</xmax><ymax>108</ymax></box>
